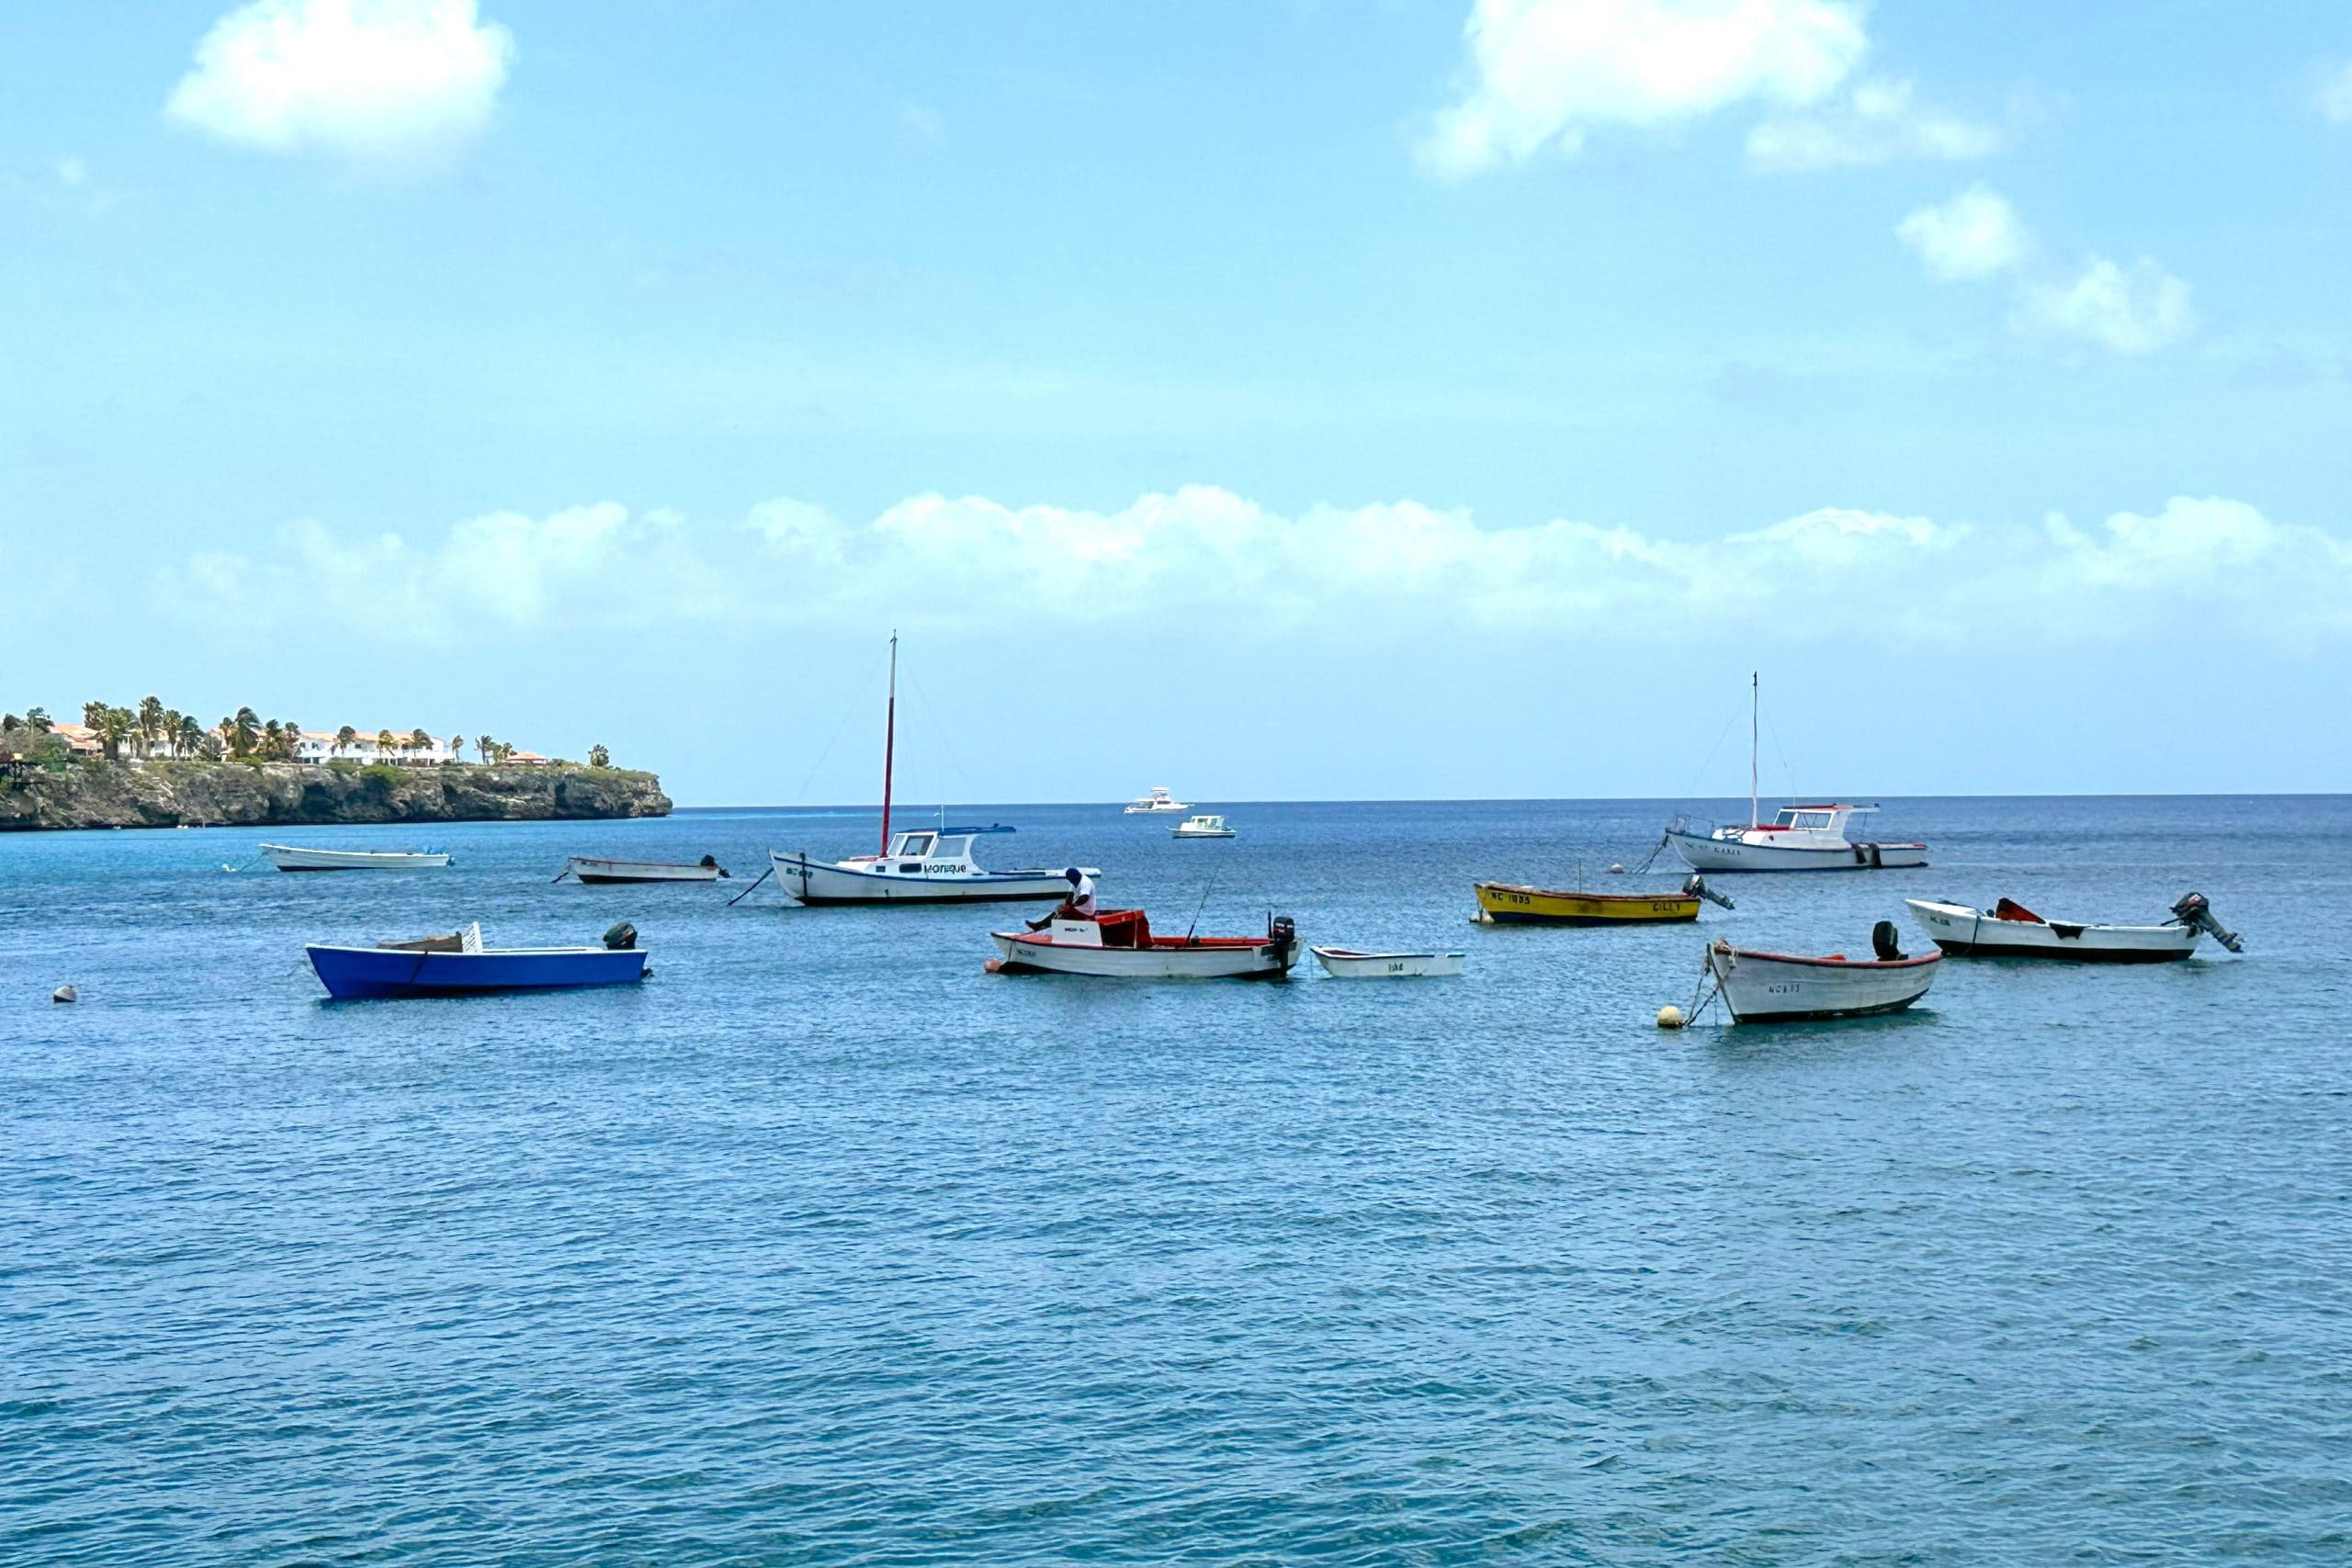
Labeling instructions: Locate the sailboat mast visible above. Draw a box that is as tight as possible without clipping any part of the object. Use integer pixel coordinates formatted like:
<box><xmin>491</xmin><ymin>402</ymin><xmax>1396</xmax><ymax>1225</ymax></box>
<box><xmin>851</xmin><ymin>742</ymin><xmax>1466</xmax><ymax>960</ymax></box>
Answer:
<box><xmin>880</xmin><ymin>632</ymin><xmax>898</xmax><ymax>854</ymax></box>
<box><xmin>1749</xmin><ymin>671</ymin><xmax>1758</xmax><ymax>830</ymax></box>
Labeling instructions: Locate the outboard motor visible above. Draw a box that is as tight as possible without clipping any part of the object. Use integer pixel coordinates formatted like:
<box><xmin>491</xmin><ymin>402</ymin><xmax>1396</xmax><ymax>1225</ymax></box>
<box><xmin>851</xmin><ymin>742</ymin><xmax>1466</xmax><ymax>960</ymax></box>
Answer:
<box><xmin>2169</xmin><ymin>892</ymin><xmax>2244</xmax><ymax>953</ymax></box>
<box><xmin>1267</xmin><ymin>914</ymin><xmax>1298</xmax><ymax>968</ymax></box>
<box><xmin>602</xmin><ymin>921</ymin><xmax>638</xmax><ymax>952</ymax></box>
<box><xmin>1684</xmin><ymin>874</ymin><xmax>1734</xmax><ymax>911</ymax></box>
<box><xmin>699</xmin><ymin>853</ymin><xmax>730</xmax><ymax>877</ymax></box>
<box><xmin>1871</xmin><ymin>919</ymin><xmax>1905</xmax><ymax>962</ymax></box>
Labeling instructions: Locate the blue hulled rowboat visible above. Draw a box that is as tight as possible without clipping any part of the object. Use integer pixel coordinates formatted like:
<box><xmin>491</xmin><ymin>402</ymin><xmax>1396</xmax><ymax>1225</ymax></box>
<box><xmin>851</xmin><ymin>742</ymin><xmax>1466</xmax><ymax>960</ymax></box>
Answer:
<box><xmin>307</xmin><ymin>923</ymin><xmax>649</xmax><ymax>999</ymax></box>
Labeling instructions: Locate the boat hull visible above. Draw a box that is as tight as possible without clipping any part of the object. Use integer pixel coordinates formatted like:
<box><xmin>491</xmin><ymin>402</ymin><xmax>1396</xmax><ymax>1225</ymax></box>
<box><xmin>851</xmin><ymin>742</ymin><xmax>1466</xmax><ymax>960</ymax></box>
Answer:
<box><xmin>263</xmin><ymin>843</ymin><xmax>450</xmax><ymax>872</ymax></box>
<box><xmin>1705</xmin><ymin>942</ymin><xmax>1939</xmax><ymax>1022</ymax></box>
<box><xmin>1905</xmin><ymin>899</ymin><xmax>2199</xmax><ymax>962</ymax></box>
<box><xmin>990</xmin><ymin>926</ymin><xmax>1297</xmax><ymax>979</ymax></box>
<box><xmin>769</xmin><ymin>852</ymin><xmax>1075</xmax><ymax>905</ymax></box>
<box><xmin>306</xmin><ymin>944</ymin><xmax>648</xmax><ymax>999</ymax></box>
<box><xmin>1475</xmin><ymin>883</ymin><xmax>1698</xmax><ymax>925</ymax></box>
<box><xmin>1311</xmin><ymin>947</ymin><xmax>1464</xmax><ymax>978</ymax></box>
<box><xmin>566</xmin><ymin>857</ymin><xmax>722</xmax><ymax>884</ymax></box>
<box><xmin>1667</xmin><ymin>829</ymin><xmax>1927</xmax><ymax>873</ymax></box>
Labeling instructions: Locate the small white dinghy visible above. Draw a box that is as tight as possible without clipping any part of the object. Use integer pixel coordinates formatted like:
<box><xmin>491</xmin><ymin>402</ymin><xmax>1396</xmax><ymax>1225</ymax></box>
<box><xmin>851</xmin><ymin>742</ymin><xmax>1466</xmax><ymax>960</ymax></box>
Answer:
<box><xmin>261</xmin><ymin>842</ymin><xmax>450</xmax><ymax>872</ymax></box>
<box><xmin>561</xmin><ymin>855</ymin><xmax>729</xmax><ymax>884</ymax></box>
<box><xmin>1310</xmin><ymin>946</ymin><xmax>1464</xmax><ymax>978</ymax></box>
<box><xmin>1905</xmin><ymin>892</ymin><xmax>2242</xmax><ymax>963</ymax></box>
<box><xmin>1701</xmin><ymin>922</ymin><xmax>1939</xmax><ymax>1023</ymax></box>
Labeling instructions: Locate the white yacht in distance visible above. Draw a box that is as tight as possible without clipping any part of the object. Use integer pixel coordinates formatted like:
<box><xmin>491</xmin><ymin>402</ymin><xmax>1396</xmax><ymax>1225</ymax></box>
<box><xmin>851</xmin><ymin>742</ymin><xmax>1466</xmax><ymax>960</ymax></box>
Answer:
<box><xmin>1665</xmin><ymin>673</ymin><xmax>1927</xmax><ymax>873</ymax></box>
<box><xmin>1123</xmin><ymin>786</ymin><xmax>1189</xmax><ymax>814</ymax></box>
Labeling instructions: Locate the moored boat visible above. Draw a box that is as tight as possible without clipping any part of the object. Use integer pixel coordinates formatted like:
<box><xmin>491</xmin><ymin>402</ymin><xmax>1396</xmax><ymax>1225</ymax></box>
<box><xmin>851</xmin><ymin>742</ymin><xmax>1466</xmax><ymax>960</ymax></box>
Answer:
<box><xmin>1124</xmin><ymin>786</ymin><xmax>1190</xmax><ymax>814</ymax></box>
<box><xmin>1171</xmin><ymin>814</ymin><xmax>1235</xmax><ymax>839</ymax></box>
<box><xmin>768</xmin><ymin>636</ymin><xmax>1097</xmax><ymax>906</ymax></box>
<box><xmin>1663</xmin><ymin>674</ymin><xmax>1927</xmax><ymax>872</ymax></box>
<box><xmin>306</xmin><ymin>921</ymin><xmax>648</xmax><ymax>999</ymax></box>
<box><xmin>1905</xmin><ymin>892</ymin><xmax>2243</xmax><ymax>963</ymax></box>
<box><xmin>1475</xmin><ymin>875</ymin><xmax>1730</xmax><ymax>926</ymax></box>
<box><xmin>989</xmin><ymin>909</ymin><xmax>1299</xmax><ymax>979</ymax></box>
<box><xmin>1700</xmin><ymin>923</ymin><xmax>1939</xmax><ymax>1022</ymax></box>
<box><xmin>263</xmin><ymin>842</ymin><xmax>450</xmax><ymax>872</ymax></box>
<box><xmin>562</xmin><ymin>854</ymin><xmax>729</xmax><ymax>884</ymax></box>
<box><xmin>1311</xmin><ymin>946</ymin><xmax>1464</xmax><ymax>978</ymax></box>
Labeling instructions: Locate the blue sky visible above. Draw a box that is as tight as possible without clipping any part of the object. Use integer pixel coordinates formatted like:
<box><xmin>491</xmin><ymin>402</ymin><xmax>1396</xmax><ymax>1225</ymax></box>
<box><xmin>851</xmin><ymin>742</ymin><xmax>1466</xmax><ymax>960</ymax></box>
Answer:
<box><xmin>5</xmin><ymin>1</ymin><xmax>2349</xmax><ymax>805</ymax></box>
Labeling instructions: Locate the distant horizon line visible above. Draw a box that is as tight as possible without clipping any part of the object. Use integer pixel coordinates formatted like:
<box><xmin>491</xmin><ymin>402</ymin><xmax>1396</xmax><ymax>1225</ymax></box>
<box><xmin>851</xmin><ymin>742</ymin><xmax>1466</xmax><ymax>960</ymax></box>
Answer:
<box><xmin>671</xmin><ymin>790</ymin><xmax>2349</xmax><ymax>811</ymax></box>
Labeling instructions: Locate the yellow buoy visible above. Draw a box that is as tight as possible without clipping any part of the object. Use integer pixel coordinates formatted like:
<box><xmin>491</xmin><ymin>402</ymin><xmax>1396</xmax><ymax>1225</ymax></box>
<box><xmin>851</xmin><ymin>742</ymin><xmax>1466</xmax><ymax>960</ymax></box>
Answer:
<box><xmin>1656</xmin><ymin>1004</ymin><xmax>1685</xmax><ymax>1030</ymax></box>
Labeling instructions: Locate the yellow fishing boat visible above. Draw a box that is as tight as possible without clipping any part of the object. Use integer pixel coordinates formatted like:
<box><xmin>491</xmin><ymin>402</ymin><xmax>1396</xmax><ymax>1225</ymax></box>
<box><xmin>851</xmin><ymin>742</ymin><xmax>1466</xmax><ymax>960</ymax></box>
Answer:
<box><xmin>1473</xmin><ymin>881</ymin><xmax>1715</xmax><ymax>926</ymax></box>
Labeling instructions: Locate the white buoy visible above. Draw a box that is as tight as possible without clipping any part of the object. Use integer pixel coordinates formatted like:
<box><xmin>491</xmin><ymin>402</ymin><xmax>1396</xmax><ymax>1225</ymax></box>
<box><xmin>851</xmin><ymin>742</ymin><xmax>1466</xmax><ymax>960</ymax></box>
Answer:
<box><xmin>1609</xmin><ymin>863</ymin><xmax>1625</xmax><ymax>874</ymax></box>
<box><xmin>52</xmin><ymin>985</ymin><xmax>76</xmax><ymax>1004</ymax></box>
<box><xmin>1656</xmin><ymin>1004</ymin><xmax>1684</xmax><ymax>1029</ymax></box>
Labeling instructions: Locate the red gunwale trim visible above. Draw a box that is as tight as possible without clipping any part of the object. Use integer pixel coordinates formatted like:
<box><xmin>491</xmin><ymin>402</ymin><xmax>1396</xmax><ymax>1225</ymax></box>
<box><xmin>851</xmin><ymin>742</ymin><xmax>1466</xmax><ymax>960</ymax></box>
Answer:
<box><xmin>1718</xmin><ymin>945</ymin><xmax>1941</xmax><ymax>970</ymax></box>
<box><xmin>1000</xmin><ymin>931</ymin><xmax>1264</xmax><ymax>951</ymax></box>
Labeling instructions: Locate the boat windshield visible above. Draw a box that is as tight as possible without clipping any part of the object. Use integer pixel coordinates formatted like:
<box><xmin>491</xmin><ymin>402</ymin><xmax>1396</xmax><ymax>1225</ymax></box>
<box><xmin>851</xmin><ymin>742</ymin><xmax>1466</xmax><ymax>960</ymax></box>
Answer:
<box><xmin>889</xmin><ymin>831</ymin><xmax>936</xmax><ymax>858</ymax></box>
<box><xmin>1778</xmin><ymin>809</ymin><xmax>1837</xmax><ymax>830</ymax></box>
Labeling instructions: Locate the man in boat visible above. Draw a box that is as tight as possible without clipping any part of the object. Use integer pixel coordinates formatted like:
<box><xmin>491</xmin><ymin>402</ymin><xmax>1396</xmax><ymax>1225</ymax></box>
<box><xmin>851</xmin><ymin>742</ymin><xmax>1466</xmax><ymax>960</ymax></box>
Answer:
<box><xmin>1029</xmin><ymin>867</ymin><xmax>1098</xmax><ymax>929</ymax></box>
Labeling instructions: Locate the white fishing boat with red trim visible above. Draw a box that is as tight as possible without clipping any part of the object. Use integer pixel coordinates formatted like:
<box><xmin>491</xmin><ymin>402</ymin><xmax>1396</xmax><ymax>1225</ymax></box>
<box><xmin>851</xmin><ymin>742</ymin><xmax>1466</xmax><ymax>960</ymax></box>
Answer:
<box><xmin>1664</xmin><ymin>674</ymin><xmax>1926</xmax><ymax>872</ymax></box>
<box><xmin>989</xmin><ymin>910</ymin><xmax>1300</xmax><ymax>979</ymax></box>
<box><xmin>1701</xmin><ymin>923</ymin><xmax>1940</xmax><ymax>1022</ymax></box>
<box><xmin>1905</xmin><ymin>892</ymin><xmax>2242</xmax><ymax>963</ymax></box>
<box><xmin>765</xmin><ymin>635</ymin><xmax>1096</xmax><ymax>906</ymax></box>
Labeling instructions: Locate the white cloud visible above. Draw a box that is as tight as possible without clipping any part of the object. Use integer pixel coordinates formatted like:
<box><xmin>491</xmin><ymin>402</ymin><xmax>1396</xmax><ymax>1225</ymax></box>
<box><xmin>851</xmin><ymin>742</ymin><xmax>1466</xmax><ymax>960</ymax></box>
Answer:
<box><xmin>55</xmin><ymin>155</ymin><xmax>87</xmax><ymax>186</ymax></box>
<box><xmin>2318</xmin><ymin>60</ymin><xmax>2352</xmax><ymax>125</ymax></box>
<box><xmin>153</xmin><ymin>488</ymin><xmax>2352</xmax><ymax>654</ymax></box>
<box><xmin>1747</xmin><ymin>76</ymin><xmax>2002</xmax><ymax>171</ymax></box>
<box><xmin>2019</xmin><ymin>254</ymin><xmax>2196</xmax><ymax>355</ymax></box>
<box><xmin>1896</xmin><ymin>184</ymin><xmax>2031</xmax><ymax>280</ymax></box>
<box><xmin>166</xmin><ymin>0</ymin><xmax>514</xmax><ymax>167</ymax></box>
<box><xmin>1419</xmin><ymin>0</ymin><xmax>1868</xmax><ymax>175</ymax></box>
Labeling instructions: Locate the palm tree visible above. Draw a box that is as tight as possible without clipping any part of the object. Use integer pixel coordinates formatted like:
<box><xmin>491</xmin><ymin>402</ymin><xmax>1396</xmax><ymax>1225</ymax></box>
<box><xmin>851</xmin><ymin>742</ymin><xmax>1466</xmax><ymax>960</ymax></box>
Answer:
<box><xmin>160</xmin><ymin>708</ymin><xmax>182</xmax><ymax>758</ymax></box>
<box><xmin>408</xmin><ymin>728</ymin><xmax>434</xmax><ymax>762</ymax></box>
<box><xmin>377</xmin><ymin>728</ymin><xmax>397</xmax><ymax>764</ymax></box>
<box><xmin>447</xmin><ymin>735</ymin><xmax>465</xmax><ymax>763</ymax></box>
<box><xmin>25</xmin><ymin>707</ymin><xmax>51</xmax><ymax>732</ymax></box>
<box><xmin>176</xmin><ymin>715</ymin><xmax>207</xmax><ymax>759</ymax></box>
<box><xmin>137</xmin><ymin>696</ymin><xmax>164</xmax><ymax>758</ymax></box>
<box><xmin>588</xmin><ymin>743</ymin><xmax>611</xmax><ymax>768</ymax></box>
<box><xmin>95</xmin><ymin>706</ymin><xmax>134</xmax><ymax>761</ymax></box>
<box><xmin>231</xmin><ymin>707</ymin><xmax>261</xmax><ymax>759</ymax></box>
<box><xmin>335</xmin><ymin>725</ymin><xmax>357</xmax><ymax>756</ymax></box>
<box><xmin>83</xmin><ymin>701</ymin><xmax>107</xmax><ymax>729</ymax></box>
<box><xmin>478</xmin><ymin>734</ymin><xmax>495</xmax><ymax>767</ymax></box>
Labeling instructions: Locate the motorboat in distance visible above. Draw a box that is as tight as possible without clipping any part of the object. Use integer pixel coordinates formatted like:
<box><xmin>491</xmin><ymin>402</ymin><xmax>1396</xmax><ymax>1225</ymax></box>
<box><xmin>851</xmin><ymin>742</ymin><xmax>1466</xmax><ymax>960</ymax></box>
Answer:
<box><xmin>1702</xmin><ymin>922</ymin><xmax>1940</xmax><ymax>1022</ymax></box>
<box><xmin>561</xmin><ymin>855</ymin><xmax>729</xmax><ymax>884</ymax></box>
<box><xmin>1171</xmin><ymin>814</ymin><xmax>1236</xmax><ymax>839</ymax></box>
<box><xmin>306</xmin><ymin>921</ymin><xmax>648</xmax><ymax>999</ymax></box>
<box><xmin>1124</xmin><ymin>786</ymin><xmax>1190</xmax><ymax>814</ymax></box>
<box><xmin>989</xmin><ymin>910</ymin><xmax>1300</xmax><ymax>979</ymax></box>
<box><xmin>262</xmin><ymin>842</ymin><xmax>450</xmax><ymax>871</ymax></box>
<box><xmin>1905</xmin><ymin>892</ymin><xmax>2243</xmax><ymax>963</ymax></box>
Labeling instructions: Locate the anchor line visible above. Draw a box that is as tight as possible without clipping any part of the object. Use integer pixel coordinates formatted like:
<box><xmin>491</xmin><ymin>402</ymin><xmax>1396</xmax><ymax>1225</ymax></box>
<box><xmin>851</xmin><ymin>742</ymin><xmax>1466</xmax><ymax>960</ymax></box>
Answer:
<box><xmin>725</xmin><ymin>865</ymin><xmax>775</xmax><ymax>907</ymax></box>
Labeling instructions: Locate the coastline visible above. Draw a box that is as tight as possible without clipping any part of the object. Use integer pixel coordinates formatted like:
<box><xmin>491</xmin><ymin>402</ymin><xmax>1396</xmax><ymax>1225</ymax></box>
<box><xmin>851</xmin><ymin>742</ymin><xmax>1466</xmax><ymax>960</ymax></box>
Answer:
<box><xmin>0</xmin><ymin>760</ymin><xmax>671</xmax><ymax>832</ymax></box>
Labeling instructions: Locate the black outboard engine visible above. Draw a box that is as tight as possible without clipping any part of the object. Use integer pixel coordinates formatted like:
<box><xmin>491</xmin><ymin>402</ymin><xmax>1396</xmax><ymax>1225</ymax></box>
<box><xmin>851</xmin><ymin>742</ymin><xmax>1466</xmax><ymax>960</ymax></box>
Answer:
<box><xmin>2169</xmin><ymin>892</ymin><xmax>2244</xmax><ymax>953</ymax></box>
<box><xmin>1684</xmin><ymin>874</ymin><xmax>1735</xmax><ymax>911</ymax></box>
<box><xmin>1267</xmin><ymin>914</ymin><xmax>1298</xmax><ymax>969</ymax></box>
<box><xmin>1871</xmin><ymin>919</ymin><xmax>1905</xmax><ymax>961</ymax></box>
<box><xmin>603</xmin><ymin>921</ymin><xmax>638</xmax><ymax>952</ymax></box>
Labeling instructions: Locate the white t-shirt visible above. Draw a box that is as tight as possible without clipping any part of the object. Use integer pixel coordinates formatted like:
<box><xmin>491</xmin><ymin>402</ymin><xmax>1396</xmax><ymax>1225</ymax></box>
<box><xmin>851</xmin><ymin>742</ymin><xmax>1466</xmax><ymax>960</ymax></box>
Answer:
<box><xmin>1068</xmin><ymin>873</ymin><xmax>1097</xmax><ymax>917</ymax></box>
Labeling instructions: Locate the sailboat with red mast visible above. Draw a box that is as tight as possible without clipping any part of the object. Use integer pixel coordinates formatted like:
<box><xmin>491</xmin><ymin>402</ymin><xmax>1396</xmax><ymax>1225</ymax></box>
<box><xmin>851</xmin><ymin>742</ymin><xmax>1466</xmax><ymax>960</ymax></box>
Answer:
<box><xmin>766</xmin><ymin>635</ymin><xmax>1098</xmax><ymax>906</ymax></box>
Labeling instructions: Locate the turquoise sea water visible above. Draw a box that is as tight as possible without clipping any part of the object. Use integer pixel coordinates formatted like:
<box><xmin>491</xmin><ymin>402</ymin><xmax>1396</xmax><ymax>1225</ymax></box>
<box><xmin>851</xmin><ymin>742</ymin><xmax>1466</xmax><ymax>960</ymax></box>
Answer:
<box><xmin>4</xmin><ymin>796</ymin><xmax>2347</xmax><ymax>1564</ymax></box>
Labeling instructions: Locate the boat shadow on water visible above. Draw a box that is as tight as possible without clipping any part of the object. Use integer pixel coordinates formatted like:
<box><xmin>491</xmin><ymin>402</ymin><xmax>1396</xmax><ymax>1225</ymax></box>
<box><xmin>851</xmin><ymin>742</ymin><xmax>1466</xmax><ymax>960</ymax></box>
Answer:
<box><xmin>1693</xmin><ymin>1004</ymin><xmax>1944</xmax><ymax>1056</ymax></box>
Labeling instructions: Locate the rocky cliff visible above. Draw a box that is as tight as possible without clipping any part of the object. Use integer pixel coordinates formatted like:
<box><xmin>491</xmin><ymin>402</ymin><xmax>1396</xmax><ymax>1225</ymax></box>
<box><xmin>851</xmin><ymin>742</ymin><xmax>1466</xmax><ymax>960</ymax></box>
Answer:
<box><xmin>0</xmin><ymin>761</ymin><xmax>672</xmax><ymax>831</ymax></box>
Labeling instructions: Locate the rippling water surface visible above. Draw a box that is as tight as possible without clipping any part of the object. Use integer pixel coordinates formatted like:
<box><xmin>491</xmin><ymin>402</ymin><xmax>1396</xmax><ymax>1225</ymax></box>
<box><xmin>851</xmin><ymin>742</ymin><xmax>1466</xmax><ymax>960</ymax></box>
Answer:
<box><xmin>4</xmin><ymin>796</ymin><xmax>2348</xmax><ymax>1564</ymax></box>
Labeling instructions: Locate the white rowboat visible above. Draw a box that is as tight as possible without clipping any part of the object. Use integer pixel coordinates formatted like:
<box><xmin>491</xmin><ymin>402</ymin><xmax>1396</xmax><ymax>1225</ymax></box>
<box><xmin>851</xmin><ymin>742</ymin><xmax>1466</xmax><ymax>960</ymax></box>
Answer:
<box><xmin>1905</xmin><ymin>893</ymin><xmax>2242</xmax><ymax>963</ymax></box>
<box><xmin>1311</xmin><ymin>946</ymin><xmax>1464</xmax><ymax>978</ymax></box>
<box><xmin>1703</xmin><ymin>931</ymin><xmax>1939</xmax><ymax>1022</ymax></box>
<box><xmin>563</xmin><ymin>856</ymin><xmax>728</xmax><ymax>884</ymax></box>
<box><xmin>262</xmin><ymin>843</ymin><xmax>450</xmax><ymax>872</ymax></box>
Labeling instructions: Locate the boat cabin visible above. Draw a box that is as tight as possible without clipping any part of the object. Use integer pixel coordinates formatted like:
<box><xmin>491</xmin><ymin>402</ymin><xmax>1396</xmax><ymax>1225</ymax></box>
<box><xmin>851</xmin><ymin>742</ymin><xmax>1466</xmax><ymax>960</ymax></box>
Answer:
<box><xmin>849</xmin><ymin>831</ymin><xmax>984</xmax><ymax>877</ymax></box>
<box><xmin>1758</xmin><ymin>804</ymin><xmax>1874</xmax><ymax>833</ymax></box>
